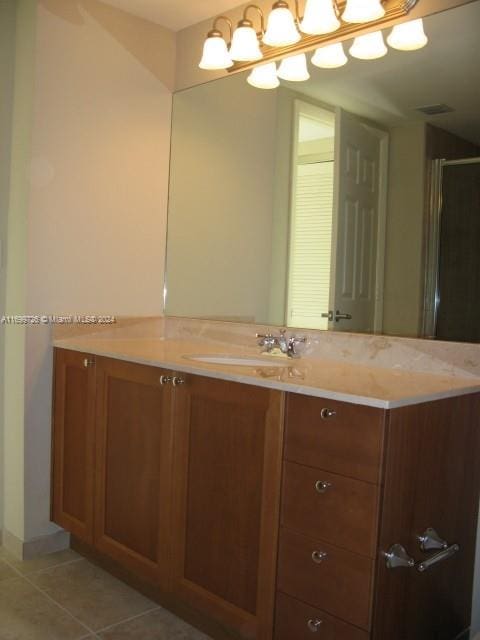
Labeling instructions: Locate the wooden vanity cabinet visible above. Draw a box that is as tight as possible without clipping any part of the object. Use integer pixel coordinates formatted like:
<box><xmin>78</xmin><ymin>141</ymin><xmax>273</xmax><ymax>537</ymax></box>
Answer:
<box><xmin>52</xmin><ymin>348</ymin><xmax>96</xmax><ymax>543</ymax></box>
<box><xmin>52</xmin><ymin>349</ymin><xmax>480</xmax><ymax>640</ymax></box>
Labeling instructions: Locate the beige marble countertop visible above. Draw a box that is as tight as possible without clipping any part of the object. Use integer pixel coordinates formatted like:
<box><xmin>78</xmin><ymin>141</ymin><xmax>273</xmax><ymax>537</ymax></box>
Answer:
<box><xmin>52</xmin><ymin>336</ymin><xmax>480</xmax><ymax>409</ymax></box>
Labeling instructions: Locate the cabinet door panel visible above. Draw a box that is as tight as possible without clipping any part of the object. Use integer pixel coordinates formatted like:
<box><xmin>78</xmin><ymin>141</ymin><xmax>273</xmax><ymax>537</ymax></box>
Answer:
<box><xmin>171</xmin><ymin>375</ymin><xmax>284</xmax><ymax>640</ymax></box>
<box><xmin>52</xmin><ymin>348</ymin><xmax>95</xmax><ymax>542</ymax></box>
<box><xmin>94</xmin><ymin>357</ymin><xmax>172</xmax><ymax>585</ymax></box>
<box><xmin>373</xmin><ymin>394</ymin><xmax>480</xmax><ymax>640</ymax></box>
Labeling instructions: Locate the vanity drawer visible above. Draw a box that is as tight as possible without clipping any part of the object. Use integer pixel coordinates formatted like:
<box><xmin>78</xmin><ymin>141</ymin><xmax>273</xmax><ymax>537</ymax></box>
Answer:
<box><xmin>275</xmin><ymin>592</ymin><xmax>369</xmax><ymax>640</ymax></box>
<box><xmin>277</xmin><ymin>528</ymin><xmax>373</xmax><ymax>630</ymax></box>
<box><xmin>285</xmin><ymin>394</ymin><xmax>385</xmax><ymax>484</ymax></box>
<box><xmin>281</xmin><ymin>461</ymin><xmax>379</xmax><ymax>557</ymax></box>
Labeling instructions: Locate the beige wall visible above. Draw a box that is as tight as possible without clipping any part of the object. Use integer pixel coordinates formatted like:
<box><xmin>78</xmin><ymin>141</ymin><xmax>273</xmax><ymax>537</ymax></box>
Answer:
<box><xmin>2</xmin><ymin>0</ymin><xmax>176</xmax><ymax>544</ymax></box>
<box><xmin>382</xmin><ymin>122</ymin><xmax>426</xmax><ymax>337</ymax></box>
<box><xmin>0</xmin><ymin>0</ymin><xmax>18</xmax><ymax>538</ymax></box>
<box><xmin>2</xmin><ymin>0</ymin><xmax>37</xmax><ymax>544</ymax></box>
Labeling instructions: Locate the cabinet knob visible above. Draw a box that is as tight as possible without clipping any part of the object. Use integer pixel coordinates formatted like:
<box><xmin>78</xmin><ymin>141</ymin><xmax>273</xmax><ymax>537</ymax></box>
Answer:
<box><xmin>315</xmin><ymin>480</ymin><xmax>332</xmax><ymax>494</ymax></box>
<box><xmin>320</xmin><ymin>408</ymin><xmax>336</xmax><ymax>420</ymax></box>
<box><xmin>307</xmin><ymin>618</ymin><xmax>323</xmax><ymax>632</ymax></box>
<box><xmin>83</xmin><ymin>358</ymin><xmax>95</xmax><ymax>368</ymax></box>
<box><xmin>172</xmin><ymin>376</ymin><xmax>185</xmax><ymax>386</ymax></box>
<box><xmin>312</xmin><ymin>550</ymin><xmax>328</xmax><ymax>564</ymax></box>
<box><xmin>159</xmin><ymin>375</ymin><xmax>173</xmax><ymax>386</ymax></box>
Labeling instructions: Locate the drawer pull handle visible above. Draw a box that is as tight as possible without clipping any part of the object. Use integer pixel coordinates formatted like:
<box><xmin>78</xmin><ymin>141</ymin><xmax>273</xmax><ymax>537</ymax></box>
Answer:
<box><xmin>416</xmin><ymin>543</ymin><xmax>460</xmax><ymax>573</ymax></box>
<box><xmin>307</xmin><ymin>618</ymin><xmax>323</xmax><ymax>632</ymax></box>
<box><xmin>83</xmin><ymin>358</ymin><xmax>95</xmax><ymax>368</ymax></box>
<box><xmin>315</xmin><ymin>480</ymin><xmax>332</xmax><ymax>494</ymax></box>
<box><xmin>172</xmin><ymin>376</ymin><xmax>185</xmax><ymax>386</ymax></box>
<box><xmin>159</xmin><ymin>375</ymin><xmax>173</xmax><ymax>386</ymax></box>
<box><xmin>312</xmin><ymin>550</ymin><xmax>328</xmax><ymax>563</ymax></box>
<box><xmin>320</xmin><ymin>408</ymin><xmax>336</xmax><ymax>420</ymax></box>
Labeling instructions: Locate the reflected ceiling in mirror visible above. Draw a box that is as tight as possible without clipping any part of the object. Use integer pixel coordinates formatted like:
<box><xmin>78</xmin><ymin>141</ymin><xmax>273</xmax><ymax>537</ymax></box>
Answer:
<box><xmin>165</xmin><ymin>1</ymin><xmax>480</xmax><ymax>343</ymax></box>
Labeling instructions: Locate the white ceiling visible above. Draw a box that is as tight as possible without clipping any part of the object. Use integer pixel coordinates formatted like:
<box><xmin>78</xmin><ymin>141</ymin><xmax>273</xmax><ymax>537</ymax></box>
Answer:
<box><xmin>100</xmin><ymin>0</ymin><xmax>245</xmax><ymax>31</ymax></box>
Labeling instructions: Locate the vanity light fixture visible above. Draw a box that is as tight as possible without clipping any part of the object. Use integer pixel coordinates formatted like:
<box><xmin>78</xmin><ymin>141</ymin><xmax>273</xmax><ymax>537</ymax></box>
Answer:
<box><xmin>342</xmin><ymin>0</ymin><xmax>386</xmax><ymax>23</ymax></box>
<box><xmin>198</xmin><ymin>16</ymin><xmax>233</xmax><ymax>69</ymax></box>
<box><xmin>277</xmin><ymin>53</ymin><xmax>311</xmax><ymax>81</ymax></box>
<box><xmin>198</xmin><ymin>0</ymin><xmax>426</xmax><ymax>89</ymax></box>
<box><xmin>311</xmin><ymin>42</ymin><xmax>348</xmax><ymax>68</ymax></box>
<box><xmin>349</xmin><ymin>30</ymin><xmax>388</xmax><ymax>59</ymax></box>
<box><xmin>247</xmin><ymin>61</ymin><xmax>280</xmax><ymax>88</ymax></box>
<box><xmin>230</xmin><ymin>5</ymin><xmax>265</xmax><ymax>62</ymax></box>
<box><xmin>263</xmin><ymin>0</ymin><xmax>301</xmax><ymax>47</ymax></box>
<box><xmin>300</xmin><ymin>0</ymin><xmax>340</xmax><ymax>35</ymax></box>
<box><xmin>387</xmin><ymin>18</ymin><xmax>428</xmax><ymax>50</ymax></box>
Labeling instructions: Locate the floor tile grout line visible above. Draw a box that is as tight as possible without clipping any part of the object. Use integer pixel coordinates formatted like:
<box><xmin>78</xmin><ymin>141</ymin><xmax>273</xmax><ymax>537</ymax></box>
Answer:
<box><xmin>0</xmin><ymin>553</ymin><xmax>83</xmax><ymax>576</ymax></box>
<box><xmin>20</xmin><ymin>571</ymin><xmax>98</xmax><ymax>638</ymax></box>
<box><xmin>1</xmin><ymin>550</ymin><xmax>163</xmax><ymax>638</ymax></box>
<box><xmin>93</xmin><ymin>604</ymin><xmax>162</xmax><ymax>636</ymax></box>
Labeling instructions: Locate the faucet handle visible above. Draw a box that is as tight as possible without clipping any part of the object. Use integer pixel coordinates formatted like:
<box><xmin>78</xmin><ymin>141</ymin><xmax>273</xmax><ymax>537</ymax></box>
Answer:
<box><xmin>287</xmin><ymin>335</ymin><xmax>307</xmax><ymax>358</ymax></box>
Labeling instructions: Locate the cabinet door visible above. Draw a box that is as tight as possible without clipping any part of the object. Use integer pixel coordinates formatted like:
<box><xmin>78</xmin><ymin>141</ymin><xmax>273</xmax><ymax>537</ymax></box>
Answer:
<box><xmin>373</xmin><ymin>394</ymin><xmax>480</xmax><ymax>640</ymax></box>
<box><xmin>52</xmin><ymin>348</ymin><xmax>96</xmax><ymax>542</ymax></box>
<box><xmin>171</xmin><ymin>375</ymin><xmax>284</xmax><ymax>640</ymax></box>
<box><xmin>94</xmin><ymin>357</ymin><xmax>173</xmax><ymax>586</ymax></box>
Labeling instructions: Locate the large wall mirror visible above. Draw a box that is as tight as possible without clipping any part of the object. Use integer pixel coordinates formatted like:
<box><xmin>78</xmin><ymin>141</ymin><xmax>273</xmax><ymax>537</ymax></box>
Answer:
<box><xmin>165</xmin><ymin>1</ymin><xmax>480</xmax><ymax>343</ymax></box>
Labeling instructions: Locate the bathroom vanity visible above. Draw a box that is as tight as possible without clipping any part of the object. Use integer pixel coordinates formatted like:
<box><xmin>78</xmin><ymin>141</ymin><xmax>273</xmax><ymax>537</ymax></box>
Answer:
<box><xmin>51</xmin><ymin>341</ymin><xmax>480</xmax><ymax>640</ymax></box>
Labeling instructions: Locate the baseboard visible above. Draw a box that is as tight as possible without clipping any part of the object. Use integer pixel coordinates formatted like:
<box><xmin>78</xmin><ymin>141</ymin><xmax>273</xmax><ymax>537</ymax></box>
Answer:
<box><xmin>2</xmin><ymin>529</ymin><xmax>70</xmax><ymax>560</ymax></box>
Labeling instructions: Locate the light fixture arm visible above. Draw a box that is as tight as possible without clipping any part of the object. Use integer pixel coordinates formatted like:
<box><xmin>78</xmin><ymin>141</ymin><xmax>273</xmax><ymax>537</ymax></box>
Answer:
<box><xmin>211</xmin><ymin>16</ymin><xmax>233</xmax><ymax>45</ymax></box>
<box><xmin>243</xmin><ymin>5</ymin><xmax>266</xmax><ymax>36</ymax></box>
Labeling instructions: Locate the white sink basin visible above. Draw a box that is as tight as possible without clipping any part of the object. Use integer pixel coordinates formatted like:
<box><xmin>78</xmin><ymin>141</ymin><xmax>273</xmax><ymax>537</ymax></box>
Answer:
<box><xmin>184</xmin><ymin>354</ymin><xmax>288</xmax><ymax>367</ymax></box>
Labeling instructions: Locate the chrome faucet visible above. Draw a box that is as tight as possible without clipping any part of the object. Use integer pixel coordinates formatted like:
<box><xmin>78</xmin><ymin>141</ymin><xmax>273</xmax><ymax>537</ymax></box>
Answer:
<box><xmin>256</xmin><ymin>329</ymin><xmax>306</xmax><ymax>358</ymax></box>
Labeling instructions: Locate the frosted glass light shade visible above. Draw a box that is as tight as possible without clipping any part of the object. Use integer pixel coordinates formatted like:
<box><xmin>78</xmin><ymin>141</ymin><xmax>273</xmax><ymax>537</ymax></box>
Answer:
<box><xmin>263</xmin><ymin>4</ymin><xmax>301</xmax><ymax>47</ymax></box>
<box><xmin>342</xmin><ymin>0</ymin><xmax>385</xmax><ymax>23</ymax></box>
<box><xmin>387</xmin><ymin>19</ymin><xmax>428</xmax><ymax>51</ymax></box>
<box><xmin>247</xmin><ymin>62</ymin><xmax>280</xmax><ymax>89</ymax></box>
<box><xmin>349</xmin><ymin>31</ymin><xmax>387</xmax><ymax>59</ymax></box>
<box><xmin>311</xmin><ymin>42</ymin><xmax>348</xmax><ymax>68</ymax></box>
<box><xmin>199</xmin><ymin>34</ymin><xmax>233</xmax><ymax>69</ymax></box>
<box><xmin>230</xmin><ymin>25</ymin><xmax>263</xmax><ymax>61</ymax></box>
<box><xmin>277</xmin><ymin>54</ymin><xmax>310</xmax><ymax>81</ymax></box>
<box><xmin>300</xmin><ymin>0</ymin><xmax>340</xmax><ymax>35</ymax></box>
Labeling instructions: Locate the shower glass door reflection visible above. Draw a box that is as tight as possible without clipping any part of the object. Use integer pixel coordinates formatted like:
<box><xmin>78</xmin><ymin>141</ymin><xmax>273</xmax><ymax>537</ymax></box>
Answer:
<box><xmin>436</xmin><ymin>159</ymin><xmax>480</xmax><ymax>342</ymax></box>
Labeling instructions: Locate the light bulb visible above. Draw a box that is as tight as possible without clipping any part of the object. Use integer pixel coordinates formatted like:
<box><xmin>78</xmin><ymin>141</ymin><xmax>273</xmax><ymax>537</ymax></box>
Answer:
<box><xmin>277</xmin><ymin>53</ymin><xmax>310</xmax><ymax>81</ymax></box>
<box><xmin>230</xmin><ymin>22</ymin><xmax>263</xmax><ymax>61</ymax></box>
<box><xmin>199</xmin><ymin>32</ymin><xmax>233</xmax><ymax>69</ymax></box>
<box><xmin>311</xmin><ymin>42</ymin><xmax>348</xmax><ymax>68</ymax></box>
<box><xmin>263</xmin><ymin>1</ymin><xmax>301</xmax><ymax>47</ymax></box>
<box><xmin>300</xmin><ymin>0</ymin><xmax>340</xmax><ymax>35</ymax></box>
<box><xmin>247</xmin><ymin>62</ymin><xmax>280</xmax><ymax>89</ymax></box>
<box><xmin>387</xmin><ymin>19</ymin><xmax>428</xmax><ymax>51</ymax></box>
<box><xmin>349</xmin><ymin>31</ymin><xmax>387</xmax><ymax>59</ymax></box>
<box><xmin>342</xmin><ymin>0</ymin><xmax>385</xmax><ymax>23</ymax></box>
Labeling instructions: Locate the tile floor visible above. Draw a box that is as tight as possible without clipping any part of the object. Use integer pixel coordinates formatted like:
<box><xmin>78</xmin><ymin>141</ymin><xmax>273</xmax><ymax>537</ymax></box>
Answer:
<box><xmin>0</xmin><ymin>546</ymin><xmax>211</xmax><ymax>639</ymax></box>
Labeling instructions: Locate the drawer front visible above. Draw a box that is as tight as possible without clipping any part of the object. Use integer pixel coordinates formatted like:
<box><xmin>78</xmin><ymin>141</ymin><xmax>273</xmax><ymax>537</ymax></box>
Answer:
<box><xmin>282</xmin><ymin>462</ymin><xmax>380</xmax><ymax>557</ymax></box>
<box><xmin>285</xmin><ymin>394</ymin><xmax>385</xmax><ymax>484</ymax></box>
<box><xmin>277</xmin><ymin>528</ymin><xmax>373</xmax><ymax>630</ymax></box>
<box><xmin>275</xmin><ymin>592</ymin><xmax>369</xmax><ymax>640</ymax></box>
